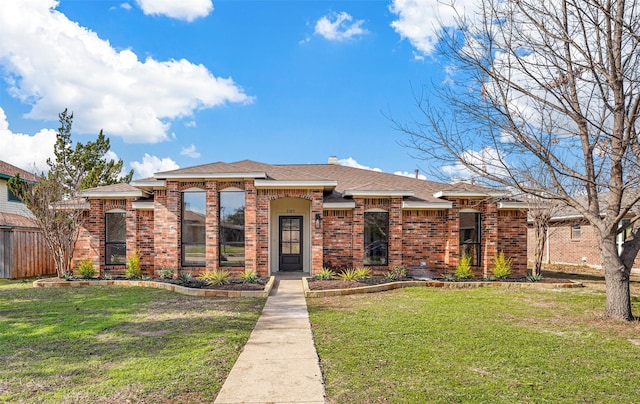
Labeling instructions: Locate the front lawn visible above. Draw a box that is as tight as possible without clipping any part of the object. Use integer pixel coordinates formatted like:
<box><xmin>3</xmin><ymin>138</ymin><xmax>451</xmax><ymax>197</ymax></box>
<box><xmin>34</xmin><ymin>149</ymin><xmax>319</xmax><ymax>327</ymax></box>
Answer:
<box><xmin>308</xmin><ymin>287</ymin><xmax>640</xmax><ymax>403</ymax></box>
<box><xmin>0</xmin><ymin>280</ymin><xmax>265</xmax><ymax>403</ymax></box>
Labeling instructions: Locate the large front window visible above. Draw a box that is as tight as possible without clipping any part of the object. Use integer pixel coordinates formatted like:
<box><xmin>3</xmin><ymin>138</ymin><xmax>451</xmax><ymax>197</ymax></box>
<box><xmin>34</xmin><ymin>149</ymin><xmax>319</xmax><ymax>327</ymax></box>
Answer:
<box><xmin>105</xmin><ymin>212</ymin><xmax>126</xmax><ymax>265</ymax></box>
<box><xmin>460</xmin><ymin>212</ymin><xmax>481</xmax><ymax>266</ymax></box>
<box><xmin>364</xmin><ymin>211</ymin><xmax>388</xmax><ymax>265</ymax></box>
<box><xmin>220</xmin><ymin>191</ymin><xmax>245</xmax><ymax>267</ymax></box>
<box><xmin>182</xmin><ymin>191</ymin><xmax>206</xmax><ymax>266</ymax></box>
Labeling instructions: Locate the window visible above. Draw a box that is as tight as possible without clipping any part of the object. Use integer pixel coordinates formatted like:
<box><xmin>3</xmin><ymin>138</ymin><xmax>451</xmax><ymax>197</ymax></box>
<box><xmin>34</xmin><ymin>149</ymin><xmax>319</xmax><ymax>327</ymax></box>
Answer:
<box><xmin>460</xmin><ymin>212</ymin><xmax>481</xmax><ymax>266</ymax></box>
<box><xmin>364</xmin><ymin>211</ymin><xmax>388</xmax><ymax>265</ymax></box>
<box><xmin>7</xmin><ymin>187</ymin><xmax>21</xmax><ymax>202</ymax></box>
<box><xmin>182</xmin><ymin>191</ymin><xmax>206</xmax><ymax>266</ymax></box>
<box><xmin>105</xmin><ymin>212</ymin><xmax>126</xmax><ymax>265</ymax></box>
<box><xmin>571</xmin><ymin>223</ymin><xmax>581</xmax><ymax>239</ymax></box>
<box><xmin>220</xmin><ymin>191</ymin><xmax>245</xmax><ymax>267</ymax></box>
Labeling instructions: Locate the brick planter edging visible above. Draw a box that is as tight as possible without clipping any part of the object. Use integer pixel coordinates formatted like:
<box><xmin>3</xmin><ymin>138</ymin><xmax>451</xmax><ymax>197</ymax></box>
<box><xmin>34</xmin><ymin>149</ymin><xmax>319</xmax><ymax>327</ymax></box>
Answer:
<box><xmin>302</xmin><ymin>277</ymin><xmax>583</xmax><ymax>298</ymax></box>
<box><xmin>33</xmin><ymin>276</ymin><xmax>275</xmax><ymax>298</ymax></box>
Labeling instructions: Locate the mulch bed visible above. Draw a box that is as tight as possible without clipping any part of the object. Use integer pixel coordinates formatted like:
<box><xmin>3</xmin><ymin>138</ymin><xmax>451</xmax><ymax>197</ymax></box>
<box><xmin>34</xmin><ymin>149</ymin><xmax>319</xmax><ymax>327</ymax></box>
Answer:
<box><xmin>306</xmin><ymin>276</ymin><xmax>573</xmax><ymax>290</ymax></box>
<box><xmin>43</xmin><ymin>276</ymin><xmax>268</xmax><ymax>290</ymax></box>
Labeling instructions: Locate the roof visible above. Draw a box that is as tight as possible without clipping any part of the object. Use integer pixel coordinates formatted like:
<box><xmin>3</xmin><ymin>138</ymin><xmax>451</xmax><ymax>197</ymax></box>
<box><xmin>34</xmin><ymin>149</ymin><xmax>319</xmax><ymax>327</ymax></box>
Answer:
<box><xmin>0</xmin><ymin>212</ymin><xmax>38</xmax><ymax>229</ymax></box>
<box><xmin>548</xmin><ymin>191</ymin><xmax>640</xmax><ymax>221</ymax></box>
<box><xmin>79</xmin><ymin>183</ymin><xmax>149</xmax><ymax>198</ymax></box>
<box><xmin>0</xmin><ymin>160</ymin><xmax>39</xmax><ymax>182</ymax></box>
<box><xmin>154</xmin><ymin>160</ymin><xmax>495</xmax><ymax>204</ymax></box>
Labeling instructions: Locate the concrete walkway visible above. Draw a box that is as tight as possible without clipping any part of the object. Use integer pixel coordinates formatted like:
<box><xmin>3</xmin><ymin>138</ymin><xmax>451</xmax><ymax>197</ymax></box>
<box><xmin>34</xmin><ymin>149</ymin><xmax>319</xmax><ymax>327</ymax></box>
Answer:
<box><xmin>214</xmin><ymin>273</ymin><xmax>326</xmax><ymax>404</ymax></box>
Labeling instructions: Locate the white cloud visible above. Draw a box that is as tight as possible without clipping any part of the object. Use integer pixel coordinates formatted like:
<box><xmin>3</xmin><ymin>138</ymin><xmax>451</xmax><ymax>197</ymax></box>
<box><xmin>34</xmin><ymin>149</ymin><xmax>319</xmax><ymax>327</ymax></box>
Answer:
<box><xmin>389</xmin><ymin>0</ymin><xmax>475</xmax><ymax>56</ymax></box>
<box><xmin>180</xmin><ymin>144</ymin><xmax>200</xmax><ymax>158</ymax></box>
<box><xmin>0</xmin><ymin>108</ymin><xmax>56</xmax><ymax>173</ymax></box>
<box><xmin>0</xmin><ymin>1</ymin><xmax>252</xmax><ymax>144</ymax></box>
<box><xmin>130</xmin><ymin>153</ymin><xmax>179</xmax><ymax>179</ymax></box>
<box><xmin>338</xmin><ymin>157</ymin><xmax>382</xmax><ymax>172</ymax></box>
<box><xmin>441</xmin><ymin>147</ymin><xmax>508</xmax><ymax>180</ymax></box>
<box><xmin>135</xmin><ymin>0</ymin><xmax>213</xmax><ymax>22</ymax></box>
<box><xmin>314</xmin><ymin>12</ymin><xmax>367</xmax><ymax>41</ymax></box>
<box><xmin>394</xmin><ymin>170</ymin><xmax>427</xmax><ymax>180</ymax></box>
<box><xmin>120</xmin><ymin>3</ymin><xmax>132</xmax><ymax>11</ymax></box>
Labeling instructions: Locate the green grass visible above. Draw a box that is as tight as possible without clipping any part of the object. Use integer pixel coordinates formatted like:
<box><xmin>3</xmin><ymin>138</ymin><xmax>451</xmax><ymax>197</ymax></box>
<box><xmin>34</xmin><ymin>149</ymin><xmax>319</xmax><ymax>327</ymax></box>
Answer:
<box><xmin>0</xmin><ymin>280</ymin><xmax>265</xmax><ymax>403</ymax></box>
<box><xmin>308</xmin><ymin>287</ymin><xmax>640</xmax><ymax>403</ymax></box>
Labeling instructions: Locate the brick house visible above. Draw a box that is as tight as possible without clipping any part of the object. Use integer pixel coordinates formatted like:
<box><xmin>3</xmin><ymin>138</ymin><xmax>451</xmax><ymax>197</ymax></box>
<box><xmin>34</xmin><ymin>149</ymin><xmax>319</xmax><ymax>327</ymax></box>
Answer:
<box><xmin>74</xmin><ymin>159</ymin><xmax>528</xmax><ymax>278</ymax></box>
<box><xmin>527</xmin><ymin>196</ymin><xmax>640</xmax><ymax>269</ymax></box>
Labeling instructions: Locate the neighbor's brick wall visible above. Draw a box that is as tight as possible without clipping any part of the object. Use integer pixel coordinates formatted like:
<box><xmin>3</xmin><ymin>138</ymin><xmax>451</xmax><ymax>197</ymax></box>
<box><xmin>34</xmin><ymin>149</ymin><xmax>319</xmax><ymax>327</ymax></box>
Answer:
<box><xmin>529</xmin><ymin>220</ymin><xmax>601</xmax><ymax>267</ymax></box>
<box><xmin>401</xmin><ymin>210</ymin><xmax>447</xmax><ymax>270</ymax></box>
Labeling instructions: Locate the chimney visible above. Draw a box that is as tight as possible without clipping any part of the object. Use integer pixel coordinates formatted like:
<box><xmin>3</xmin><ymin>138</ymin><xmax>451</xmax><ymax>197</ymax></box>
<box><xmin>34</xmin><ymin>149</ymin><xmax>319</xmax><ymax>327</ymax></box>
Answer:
<box><xmin>327</xmin><ymin>156</ymin><xmax>339</xmax><ymax>165</ymax></box>
<box><xmin>414</xmin><ymin>169</ymin><xmax>419</xmax><ymax>179</ymax></box>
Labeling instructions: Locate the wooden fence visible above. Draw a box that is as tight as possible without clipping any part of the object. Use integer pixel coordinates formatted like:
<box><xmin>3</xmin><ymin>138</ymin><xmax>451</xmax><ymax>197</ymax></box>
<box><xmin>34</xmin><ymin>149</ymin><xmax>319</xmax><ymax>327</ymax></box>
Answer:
<box><xmin>0</xmin><ymin>227</ymin><xmax>56</xmax><ymax>278</ymax></box>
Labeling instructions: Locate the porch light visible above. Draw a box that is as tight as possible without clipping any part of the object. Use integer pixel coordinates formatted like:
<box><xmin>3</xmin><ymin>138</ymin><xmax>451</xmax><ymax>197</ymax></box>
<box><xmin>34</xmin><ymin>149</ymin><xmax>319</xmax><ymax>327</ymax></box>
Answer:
<box><xmin>315</xmin><ymin>213</ymin><xmax>323</xmax><ymax>229</ymax></box>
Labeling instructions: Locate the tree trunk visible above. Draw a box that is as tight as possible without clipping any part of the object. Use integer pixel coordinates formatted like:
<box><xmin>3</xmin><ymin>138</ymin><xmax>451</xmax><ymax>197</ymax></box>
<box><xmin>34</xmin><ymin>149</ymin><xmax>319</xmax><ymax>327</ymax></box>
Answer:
<box><xmin>600</xmin><ymin>236</ymin><xmax>633</xmax><ymax>320</ymax></box>
<box><xmin>532</xmin><ymin>221</ymin><xmax>547</xmax><ymax>276</ymax></box>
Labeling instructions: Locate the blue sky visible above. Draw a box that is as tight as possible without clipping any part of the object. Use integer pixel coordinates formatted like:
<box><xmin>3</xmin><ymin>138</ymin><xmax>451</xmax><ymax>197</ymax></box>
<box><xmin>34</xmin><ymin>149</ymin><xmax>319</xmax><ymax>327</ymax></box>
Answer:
<box><xmin>0</xmin><ymin>0</ymin><xmax>462</xmax><ymax>179</ymax></box>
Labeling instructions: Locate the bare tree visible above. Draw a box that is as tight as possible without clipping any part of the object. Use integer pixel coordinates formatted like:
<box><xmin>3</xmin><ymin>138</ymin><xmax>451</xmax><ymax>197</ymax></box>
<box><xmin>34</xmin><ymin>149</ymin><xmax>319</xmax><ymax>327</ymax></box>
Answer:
<box><xmin>9</xmin><ymin>173</ymin><xmax>85</xmax><ymax>278</ymax></box>
<box><xmin>397</xmin><ymin>0</ymin><xmax>640</xmax><ymax>320</ymax></box>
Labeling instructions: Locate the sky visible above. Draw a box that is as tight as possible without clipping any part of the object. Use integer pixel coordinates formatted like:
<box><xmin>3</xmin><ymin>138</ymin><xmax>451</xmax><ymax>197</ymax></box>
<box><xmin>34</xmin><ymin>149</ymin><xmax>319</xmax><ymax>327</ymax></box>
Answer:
<box><xmin>0</xmin><ymin>0</ymin><xmax>466</xmax><ymax>180</ymax></box>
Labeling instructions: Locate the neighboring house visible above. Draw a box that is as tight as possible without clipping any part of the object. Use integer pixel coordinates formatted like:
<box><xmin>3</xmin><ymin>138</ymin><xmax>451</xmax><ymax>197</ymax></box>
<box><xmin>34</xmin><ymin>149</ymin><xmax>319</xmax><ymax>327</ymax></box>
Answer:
<box><xmin>75</xmin><ymin>158</ymin><xmax>529</xmax><ymax>278</ymax></box>
<box><xmin>526</xmin><ymin>194</ymin><xmax>639</xmax><ymax>269</ymax></box>
<box><xmin>0</xmin><ymin>160</ymin><xmax>55</xmax><ymax>278</ymax></box>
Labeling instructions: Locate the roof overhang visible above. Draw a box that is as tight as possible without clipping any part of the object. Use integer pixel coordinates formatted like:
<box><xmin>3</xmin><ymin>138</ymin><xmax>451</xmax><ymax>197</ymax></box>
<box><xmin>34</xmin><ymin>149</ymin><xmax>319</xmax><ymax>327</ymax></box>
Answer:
<box><xmin>79</xmin><ymin>189</ymin><xmax>148</xmax><ymax>199</ymax></box>
<box><xmin>156</xmin><ymin>172</ymin><xmax>267</xmax><ymax>180</ymax></box>
<box><xmin>343</xmin><ymin>190</ymin><xmax>415</xmax><ymax>197</ymax></box>
<box><xmin>255</xmin><ymin>180</ymin><xmax>337</xmax><ymax>191</ymax></box>
<box><xmin>497</xmin><ymin>201</ymin><xmax>528</xmax><ymax>210</ymax></box>
<box><xmin>130</xmin><ymin>179</ymin><xmax>166</xmax><ymax>189</ymax></box>
<box><xmin>433</xmin><ymin>190</ymin><xmax>509</xmax><ymax>199</ymax></box>
<box><xmin>132</xmin><ymin>201</ymin><xmax>154</xmax><ymax>210</ymax></box>
<box><xmin>323</xmin><ymin>201</ymin><xmax>356</xmax><ymax>209</ymax></box>
<box><xmin>402</xmin><ymin>200</ymin><xmax>452</xmax><ymax>209</ymax></box>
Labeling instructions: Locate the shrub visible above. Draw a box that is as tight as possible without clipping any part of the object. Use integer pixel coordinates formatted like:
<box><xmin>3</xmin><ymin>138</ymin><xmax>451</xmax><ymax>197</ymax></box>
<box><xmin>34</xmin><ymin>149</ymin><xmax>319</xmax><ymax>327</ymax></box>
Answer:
<box><xmin>197</xmin><ymin>270</ymin><xmax>230</xmax><ymax>286</ymax></box>
<box><xmin>239</xmin><ymin>269</ymin><xmax>259</xmax><ymax>283</ymax></box>
<box><xmin>178</xmin><ymin>273</ymin><xmax>193</xmax><ymax>283</ymax></box>
<box><xmin>125</xmin><ymin>249</ymin><xmax>142</xmax><ymax>279</ymax></box>
<box><xmin>159</xmin><ymin>267</ymin><xmax>176</xmax><ymax>279</ymax></box>
<box><xmin>316</xmin><ymin>267</ymin><xmax>336</xmax><ymax>280</ymax></box>
<box><xmin>527</xmin><ymin>272</ymin><xmax>543</xmax><ymax>282</ymax></box>
<box><xmin>492</xmin><ymin>251</ymin><xmax>513</xmax><ymax>279</ymax></box>
<box><xmin>394</xmin><ymin>265</ymin><xmax>409</xmax><ymax>278</ymax></box>
<box><xmin>454</xmin><ymin>254</ymin><xmax>474</xmax><ymax>279</ymax></box>
<box><xmin>388</xmin><ymin>265</ymin><xmax>408</xmax><ymax>280</ymax></box>
<box><xmin>76</xmin><ymin>259</ymin><xmax>96</xmax><ymax>279</ymax></box>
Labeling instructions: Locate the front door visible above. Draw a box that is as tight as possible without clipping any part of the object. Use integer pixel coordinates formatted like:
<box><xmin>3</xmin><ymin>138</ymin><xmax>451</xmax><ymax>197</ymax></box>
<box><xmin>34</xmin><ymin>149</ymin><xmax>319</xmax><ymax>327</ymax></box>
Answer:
<box><xmin>279</xmin><ymin>216</ymin><xmax>303</xmax><ymax>271</ymax></box>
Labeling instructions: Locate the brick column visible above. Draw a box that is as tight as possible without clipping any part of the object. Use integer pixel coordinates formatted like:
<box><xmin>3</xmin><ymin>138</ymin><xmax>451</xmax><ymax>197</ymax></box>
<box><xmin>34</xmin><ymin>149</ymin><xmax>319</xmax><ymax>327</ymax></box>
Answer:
<box><xmin>388</xmin><ymin>197</ymin><xmax>403</xmax><ymax>269</ymax></box>
<box><xmin>481</xmin><ymin>201</ymin><xmax>499</xmax><ymax>278</ymax></box>
<box><xmin>445</xmin><ymin>199</ymin><xmax>460</xmax><ymax>271</ymax></box>
<box><xmin>245</xmin><ymin>180</ymin><xmax>260</xmax><ymax>275</ymax></box>
<box><xmin>311</xmin><ymin>190</ymin><xmax>323</xmax><ymax>276</ymax></box>
<box><xmin>154</xmin><ymin>181</ymin><xmax>180</xmax><ymax>270</ymax></box>
<box><xmin>205</xmin><ymin>181</ymin><xmax>219</xmax><ymax>270</ymax></box>
<box><xmin>352</xmin><ymin>198</ymin><xmax>364</xmax><ymax>268</ymax></box>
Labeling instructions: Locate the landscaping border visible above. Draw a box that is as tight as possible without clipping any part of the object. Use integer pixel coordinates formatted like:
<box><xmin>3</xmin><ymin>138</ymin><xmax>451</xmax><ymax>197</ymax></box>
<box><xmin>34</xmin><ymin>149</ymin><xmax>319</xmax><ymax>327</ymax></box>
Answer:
<box><xmin>302</xmin><ymin>277</ymin><xmax>583</xmax><ymax>298</ymax></box>
<box><xmin>33</xmin><ymin>276</ymin><xmax>275</xmax><ymax>298</ymax></box>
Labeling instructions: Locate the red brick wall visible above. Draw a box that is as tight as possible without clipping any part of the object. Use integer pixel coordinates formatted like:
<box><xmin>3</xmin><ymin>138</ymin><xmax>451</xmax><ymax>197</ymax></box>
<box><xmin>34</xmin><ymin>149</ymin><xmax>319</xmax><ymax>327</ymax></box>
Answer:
<box><xmin>401</xmin><ymin>210</ymin><xmax>447</xmax><ymax>270</ymax></box>
<box><xmin>322</xmin><ymin>210</ymin><xmax>353</xmax><ymax>269</ymax></box>
<box><xmin>496</xmin><ymin>210</ymin><xmax>528</xmax><ymax>277</ymax></box>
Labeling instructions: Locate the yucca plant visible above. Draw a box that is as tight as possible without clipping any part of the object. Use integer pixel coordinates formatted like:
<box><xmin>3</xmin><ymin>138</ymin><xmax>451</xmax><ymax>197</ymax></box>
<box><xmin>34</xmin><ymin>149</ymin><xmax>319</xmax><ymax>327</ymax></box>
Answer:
<box><xmin>354</xmin><ymin>266</ymin><xmax>372</xmax><ymax>279</ymax></box>
<box><xmin>315</xmin><ymin>267</ymin><xmax>336</xmax><ymax>280</ymax></box>
<box><xmin>337</xmin><ymin>268</ymin><xmax>360</xmax><ymax>281</ymax></box>
<box><xmin>239</xmin><ymin>269</ymin><xmax>259</xmax><ymax>283</ymax></box>
<box><xmin>197</xmin><ymin>270</ymin><xmax>230</xmax><ymax>285</ymax></box>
